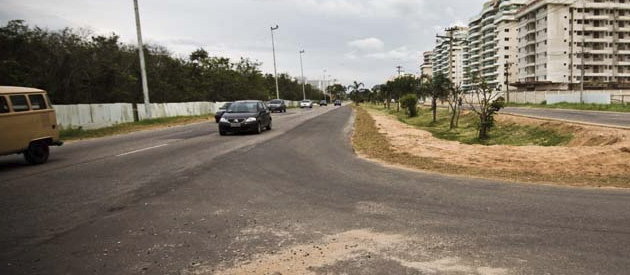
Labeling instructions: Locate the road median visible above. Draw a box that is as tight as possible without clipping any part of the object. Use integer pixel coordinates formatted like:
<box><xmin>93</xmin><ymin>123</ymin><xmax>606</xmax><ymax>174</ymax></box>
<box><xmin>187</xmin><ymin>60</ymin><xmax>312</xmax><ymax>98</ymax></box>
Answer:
<box><xmin>352</xmin><ymin>106</ymin><xmax>630</xmax><ymax>188</ymax></box>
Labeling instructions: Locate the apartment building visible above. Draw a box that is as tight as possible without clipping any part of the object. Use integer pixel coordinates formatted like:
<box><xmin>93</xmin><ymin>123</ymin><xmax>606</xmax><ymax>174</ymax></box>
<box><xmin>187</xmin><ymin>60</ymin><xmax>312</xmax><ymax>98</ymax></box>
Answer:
<box><xmin>463</xmin><ymin>0</ymin><xmax>528</xmax><ymax>92</ymax></box>
<box><xmin>420</xmin><ymin>51</ymin><xmax>434</xmax><ymax>77</ymax></box>
<box><xmin>433</xmin><ymin>27</ymin><xmax>469</xmax><ymax>86</ymax></box>
<box><xmin>516</xmin><ymin>0</ymin><xmax>630</xmax><ymax>91</ymax></box>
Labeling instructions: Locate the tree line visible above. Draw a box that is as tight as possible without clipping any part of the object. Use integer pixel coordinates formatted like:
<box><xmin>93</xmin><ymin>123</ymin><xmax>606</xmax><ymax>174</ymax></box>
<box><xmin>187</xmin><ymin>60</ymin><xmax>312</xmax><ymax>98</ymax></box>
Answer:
<box><xmin>351</xmin><ymin>73</ymin><xmax>504</xmax><ymax>140</ymax></box>
<box><xmin>0</xmin><ymin>20</ymin><xmax>325</xmax><ymax>104</ymax></box>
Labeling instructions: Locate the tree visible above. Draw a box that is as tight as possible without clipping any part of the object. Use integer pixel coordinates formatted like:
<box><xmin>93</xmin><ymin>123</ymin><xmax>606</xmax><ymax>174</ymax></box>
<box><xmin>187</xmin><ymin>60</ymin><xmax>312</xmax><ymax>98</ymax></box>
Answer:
<box><xmin>386</xmin><ymin>75</ymin><xmax>423</xmax><ymax>112</ymax></box>
<box><xmin>467</xmin><ymin>76</ymin><xmax>505</xmax><ymax>140</ymax></box>
<box><xmin>399</xmin><ymin>94</ymin><xmax>419</xmax><ymax>117</ymax></box>
<box><xmin>347</xmin><ymin>81</ymin><xmax>364</xmax><ymax>105</ymax></box>
<box><xmin>327</xmin><ymin>84</ymin><xmax>347</xmax><ymax>100</ymax></box>
<box><xmin>0</xmin><ymin>20</ymin><xmax>323</xmax><ymax>104</ymax></box>
<box><xmin>445</xmin><ymin>85</ymin><xmax>463</xmax><ymax>129</ymax></box>
<box><xmin>429</xmin><ymin>73</ymin><xmax>451</xmax><ymax>123</ymax></box>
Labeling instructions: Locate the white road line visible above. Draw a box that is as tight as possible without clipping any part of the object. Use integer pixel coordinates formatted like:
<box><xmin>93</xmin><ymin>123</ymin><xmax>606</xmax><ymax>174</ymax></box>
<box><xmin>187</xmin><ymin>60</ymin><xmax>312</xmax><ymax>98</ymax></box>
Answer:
<box><xmin>116</xmin><ymin>144</ymin><xmax>169</xmax><ymax>157</ymax></box>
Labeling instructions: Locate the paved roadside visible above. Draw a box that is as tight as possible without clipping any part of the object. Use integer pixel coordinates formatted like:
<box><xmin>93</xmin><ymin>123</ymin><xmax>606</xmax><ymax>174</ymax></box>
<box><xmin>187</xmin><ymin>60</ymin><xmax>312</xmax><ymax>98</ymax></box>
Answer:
<box><xmin>503</xmin><ymin>107</ymin><xmax>630</xmax><ymax>129</ymax></box>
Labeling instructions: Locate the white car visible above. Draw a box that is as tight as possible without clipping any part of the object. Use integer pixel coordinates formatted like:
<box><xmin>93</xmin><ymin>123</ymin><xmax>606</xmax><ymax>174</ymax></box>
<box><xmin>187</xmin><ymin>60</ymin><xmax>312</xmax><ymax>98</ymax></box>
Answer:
<box><xmin>300</xmin><ymin>100</ymin><xmax>313</xmax><ymax>108</ymax></box>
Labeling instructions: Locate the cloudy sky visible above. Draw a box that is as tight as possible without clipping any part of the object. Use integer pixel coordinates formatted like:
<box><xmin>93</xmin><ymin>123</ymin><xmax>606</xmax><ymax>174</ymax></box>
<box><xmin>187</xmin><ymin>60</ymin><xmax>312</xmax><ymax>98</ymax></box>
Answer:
<box><xmin>0</xmin><ymin>0</ymin><xmax>486</xmax><ymax>87</ymax></box>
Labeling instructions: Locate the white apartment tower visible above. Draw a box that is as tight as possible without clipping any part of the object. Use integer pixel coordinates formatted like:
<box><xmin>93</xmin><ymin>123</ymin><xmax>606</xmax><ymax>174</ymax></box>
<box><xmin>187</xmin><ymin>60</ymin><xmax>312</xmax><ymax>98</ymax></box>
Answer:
<box><xmin>463</xmin><ymin>0</ymin><xmax>528</xmax><ymax>92</ymax></box>
<box><xmin>516</xmin><ymin>0</ymin><xmax>630</xmax><ymax>90</ymax></box>
<box><xmin>420</xmin><ymin>51</ymin><xmax>434</xmax><ymax>77</ymax></box>
<box><xmin>433</xmin><ymin>27</ymin><xmax>469</xmax><ymax>86</ymax></box>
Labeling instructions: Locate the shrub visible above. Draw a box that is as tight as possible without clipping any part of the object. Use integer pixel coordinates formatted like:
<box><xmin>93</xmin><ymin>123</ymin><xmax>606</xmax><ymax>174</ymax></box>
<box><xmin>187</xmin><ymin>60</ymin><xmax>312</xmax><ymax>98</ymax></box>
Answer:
<box><xmin>400</xmin><ymin>94</ymin><xmax>419</xmax><ymax>117</ymax></box>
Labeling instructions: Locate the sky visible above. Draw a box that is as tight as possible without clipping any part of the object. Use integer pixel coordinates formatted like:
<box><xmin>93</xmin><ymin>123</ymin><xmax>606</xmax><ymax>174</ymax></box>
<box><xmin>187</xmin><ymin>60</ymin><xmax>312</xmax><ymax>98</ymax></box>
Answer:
<box><xmin>0</xmin><ymin>0</ymin><xmax>487</xmax><ymax>88</ymax></box>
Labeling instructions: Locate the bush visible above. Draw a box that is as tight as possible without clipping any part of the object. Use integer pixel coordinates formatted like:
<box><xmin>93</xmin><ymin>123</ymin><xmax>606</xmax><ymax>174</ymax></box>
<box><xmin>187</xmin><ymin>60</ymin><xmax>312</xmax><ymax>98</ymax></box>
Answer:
<box><xmin>400</xmin><ymin>94</ymin><xmax>419</xmax><ymax>117</ymax></box>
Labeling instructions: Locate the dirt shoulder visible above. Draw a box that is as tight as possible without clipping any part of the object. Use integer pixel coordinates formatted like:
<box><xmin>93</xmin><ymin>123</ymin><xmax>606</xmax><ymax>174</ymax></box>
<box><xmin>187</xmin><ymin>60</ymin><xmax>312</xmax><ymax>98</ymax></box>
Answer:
<box><xmin>61</xmin><ymin>115</ymin><xmax>213</xmax><ymax>142</ymax></box>
<box><xmin>352</xmin><ymin>107</ymin><xmax>630</xmax><ymax>188</ymax></box>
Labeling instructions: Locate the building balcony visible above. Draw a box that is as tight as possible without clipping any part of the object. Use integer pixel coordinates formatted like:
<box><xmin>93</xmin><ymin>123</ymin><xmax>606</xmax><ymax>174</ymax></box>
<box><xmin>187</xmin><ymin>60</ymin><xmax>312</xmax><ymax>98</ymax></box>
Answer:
<box><xmin>584</xmin><ymin>14</ymin><xmax>611</xmax><ymax>20</ymax></box>
<box><xmin>587</xmin><ymin>37</ymin><xmax>614</xmax><ymax>43</ymax></box>
<box><xmin>585</xmin><ymin>72</ymin><xmax>611</xmax><ymax>77</ymax></box>
<box><xmin>589</xmin><ymin>49</ymin><xmax>614</xmax><ymax>54</ymax></box>
<box><xmin>481</xmin><ymin>24</ymin><xmax>496</xmax><ymax>32</ymax></box>
<box><xmin>618</xmin><ymin>50</ymin><xmax>630</xmax><ymax>55</ymax></box>
<box><xmin>583</xmin><ymin>25</ymin><xmax>612</xmax><ymax>32</ymax></box>
<box><xmin>482</xmin><ymin>63</ymin><xmax>498</xmax><ymax>70</ymax></box>
<box><xmin>584</xmin><ymin>59</ymin><xmax>610</xmax><ymax>65</ymax></box>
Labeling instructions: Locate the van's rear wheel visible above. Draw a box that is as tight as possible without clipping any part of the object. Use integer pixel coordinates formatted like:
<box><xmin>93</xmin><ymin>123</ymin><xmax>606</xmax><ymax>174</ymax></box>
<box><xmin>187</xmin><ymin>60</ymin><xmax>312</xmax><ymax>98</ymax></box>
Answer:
<box><xmin>24</xmin><ymin>141</ymin><xmax>50</xmax><ymax>165</ymax></box>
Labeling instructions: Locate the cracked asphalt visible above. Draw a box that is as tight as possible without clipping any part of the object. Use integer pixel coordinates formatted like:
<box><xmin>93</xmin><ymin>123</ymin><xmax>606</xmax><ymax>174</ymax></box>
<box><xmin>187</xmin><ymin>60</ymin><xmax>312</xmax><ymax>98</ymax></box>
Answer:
<box><xmin>1</xmin><ymin>106</ymin><xmax>630</xmax><ymax>274</ymax></box>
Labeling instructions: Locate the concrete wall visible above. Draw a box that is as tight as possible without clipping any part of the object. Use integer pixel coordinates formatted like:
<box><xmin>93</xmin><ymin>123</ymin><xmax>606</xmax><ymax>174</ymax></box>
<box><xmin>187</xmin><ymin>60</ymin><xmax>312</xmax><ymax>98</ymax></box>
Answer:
<box><xmin>54</xmin><ymin>100</ymin><xmax>306</xmax><ymax>130</ymax></box>
<box><xmin>53</xmin><ymin>103</ymin><xmax>134</xmax><ymax>130</ymax></box>
<box><xmin>137</xmin><ymin>102</ymin><xmax>225</xmax><ymax>121</ymax></box>
<box><xmin>506</xmin><ymin>90</ymin><xmax>630</xmax><ymax>104</ymax></box>
<box><xmin>460</xmin><ymin>90</ymin><xmax>630</xmax><ymax>105</ymax></box>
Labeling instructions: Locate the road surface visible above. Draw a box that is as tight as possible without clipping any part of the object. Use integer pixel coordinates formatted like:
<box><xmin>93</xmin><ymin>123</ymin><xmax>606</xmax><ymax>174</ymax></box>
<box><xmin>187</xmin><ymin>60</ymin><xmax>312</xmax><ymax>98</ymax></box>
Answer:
<box><xmin>503</xmin><ymin>107</ymin><xmax>630</xmax><ymax>128</ymax></box>
<box><xmin>1</xmin><ymin>106</ymin><xmax>630</xmax><ymax>274</ymax></box>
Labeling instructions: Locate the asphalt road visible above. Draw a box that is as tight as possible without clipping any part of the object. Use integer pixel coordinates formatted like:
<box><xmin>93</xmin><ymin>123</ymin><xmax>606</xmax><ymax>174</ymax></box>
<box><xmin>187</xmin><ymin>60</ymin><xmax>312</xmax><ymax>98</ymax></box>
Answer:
<box><xmin>1</xmin><ymin>106</ymin><xmax>630</xmax><ymax>274</ymax></box>
<box><xmin>503</xmin><ymin>107</ymin><xmax>630</xmax><ymax>128</ymax></box>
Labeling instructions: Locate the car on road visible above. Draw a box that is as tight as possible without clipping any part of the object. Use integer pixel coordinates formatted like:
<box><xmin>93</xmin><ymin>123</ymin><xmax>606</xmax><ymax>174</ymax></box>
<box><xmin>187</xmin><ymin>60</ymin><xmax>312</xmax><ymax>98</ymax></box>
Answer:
<box><xmin>268</xmin><ymin>99</ymin><xmax>287</xmax><ymax>113</ymax></box>
<box><xmin>0</xmin><ymin>86</ymin><xmax>63</xmax><ymax>164</ymax></box>
<box><xmin>334</xmin><ymin>100</ymin><xmax>342</xmax><ymax>106</ymax></box>
<box><xmin>218</xmin><ymin>100</ymin><xmax>271</xmax><ymax>135</ymax></box>
<box><xmin>319</xmin><ymin>100</ymin><xmax>327</xmax><ymax>106</ymax></box>
<box><xmin>300</xmin><ymin>100</ymin><xmax>313</xmax><ymax>108</ymax></box>
<box><xmin>214</xmin><ymin>102</ymin><xmax>233</xmax><ymax>123</ymax></box>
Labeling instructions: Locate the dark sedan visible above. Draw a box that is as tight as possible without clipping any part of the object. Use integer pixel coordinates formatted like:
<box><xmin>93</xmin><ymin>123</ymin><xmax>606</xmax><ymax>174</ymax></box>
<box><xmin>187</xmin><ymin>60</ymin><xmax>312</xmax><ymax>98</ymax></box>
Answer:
<box><xmin>268</xmin><ymin>99</ymin><xmax>287</xmax><ymax>113</ymax></box>
<box><xmin>218</xmin><ymin>101</ymin><xmax>272</xmax><ymax>135</ymax></box>
<box><xmin>319</xmin><ymin>100</ymin><xmax>327</xmax><ymax>106</ymax></box>
<box><xmin>214</xmin><ymin>102</ymin><xmax>233</xmax><ymax>123</ymax></box>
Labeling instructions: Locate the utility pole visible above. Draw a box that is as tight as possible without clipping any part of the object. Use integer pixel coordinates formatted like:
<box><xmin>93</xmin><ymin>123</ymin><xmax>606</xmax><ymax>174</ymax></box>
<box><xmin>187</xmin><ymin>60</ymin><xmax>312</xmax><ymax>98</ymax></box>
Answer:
<box><xmin>396</xmin><ymin>66</ymin><xmax>404</xmax><ymax>77</ymax></box>
<box><xmin>437</xmin><ymin>27</ymin><xmax>459</xmax><ymax>84</ymax></box>
<box><xmin>505</xmin><ymin>61</ymin><xmax>512</xmax><ymax>103</ymax></box>
<box><xmin>271</xmin><ymin>25</ymin><xmax>280</xmax><ymax>99</ymax></box>
<box><xmin>133</xmin><ymin>0</ymin><xmax>151</xmax><ymax>118</ymax></box>
<box><xmin>299</xmin><ymin>50</ymin><xmax>306</xmax><ymax>100</ymax></box>
<box><xmin>580</xmin><ymin>0</ymin><xmax>585</xmax><ymax>103</ymax></box>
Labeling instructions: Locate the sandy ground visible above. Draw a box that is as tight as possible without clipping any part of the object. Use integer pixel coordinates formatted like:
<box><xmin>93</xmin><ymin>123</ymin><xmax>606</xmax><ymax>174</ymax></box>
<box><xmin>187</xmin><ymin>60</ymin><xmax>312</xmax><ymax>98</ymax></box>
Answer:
<box><xmin>197</xmin><ymin>225</ymin><xmax>507</xmax><ymax>275</ymax></box>
<box><xmin>366</xmin><ymin>109</ymin><xmax>630</xmax><ymax>181</ymax></box>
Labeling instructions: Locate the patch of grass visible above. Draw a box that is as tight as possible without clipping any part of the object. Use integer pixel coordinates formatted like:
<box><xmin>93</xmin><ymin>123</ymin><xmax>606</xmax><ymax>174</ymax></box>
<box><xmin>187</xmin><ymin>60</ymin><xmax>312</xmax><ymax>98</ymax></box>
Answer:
<box><xmin>368</xmin><ymin>104</ymin><xmax>573</xmax><ymax>146</ymax></box>
<box><xmin>61</xmin><ymin>115</ymin><xmax>212</xmax><ymax>140</ymax></box>
<box><xmin>352</xmin><ymin>106</ymin><xmax>630</xmax><ymax>188</ymax></box>
<box><xmin>507</xmin><ymin>102</ymin><xmax>630</xmax><ymax>112</ymax></box>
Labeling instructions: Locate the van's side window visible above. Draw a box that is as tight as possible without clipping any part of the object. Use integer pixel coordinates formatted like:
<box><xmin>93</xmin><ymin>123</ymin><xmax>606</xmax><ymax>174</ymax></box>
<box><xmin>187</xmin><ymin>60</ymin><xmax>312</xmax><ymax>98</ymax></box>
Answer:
<box><xmin>9</xmin><ymin>95</ymin><xmax>30</xmax><ymax>112</ymax></box>
<box><xmin>0</xmin><ymin>96</ymin><xmax>9</xmax><ymax>113</ymax></box>
<box><xmin>29</xmin><ymin>94</ymin><xmax>47</xmax><ymax>110</ymax></box>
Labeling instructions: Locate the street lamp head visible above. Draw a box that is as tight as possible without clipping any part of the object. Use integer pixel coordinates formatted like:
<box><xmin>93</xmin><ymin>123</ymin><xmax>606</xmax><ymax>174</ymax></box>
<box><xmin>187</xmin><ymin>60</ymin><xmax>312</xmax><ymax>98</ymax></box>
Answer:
<box><xmin>300</xmin><ymin>50</ymin><xmax>305</xmax><ymax>54</ymax></box>
<box><xmin>271</xmin><ymin>25</ymin><xmax>279</xmax><ymax>30</ymax></box>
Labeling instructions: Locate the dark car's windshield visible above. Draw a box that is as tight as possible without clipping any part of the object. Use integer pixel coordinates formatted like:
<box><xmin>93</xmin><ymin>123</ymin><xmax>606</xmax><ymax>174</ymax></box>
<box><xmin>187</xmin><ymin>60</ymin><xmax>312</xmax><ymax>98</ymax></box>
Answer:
<box><xmin>227</xmin><ymin>102</ymin><xmax>259</xmax><ymax>113</ymax></box>
<box><xmin>220</xmin><ymin>102</ymin><xmax>232</xmax><ymax>110</ymax></box>
<box><xmin>269</xmin><ymin>100</ymin><xmax>282</xmax><ymax>104</ymax></box>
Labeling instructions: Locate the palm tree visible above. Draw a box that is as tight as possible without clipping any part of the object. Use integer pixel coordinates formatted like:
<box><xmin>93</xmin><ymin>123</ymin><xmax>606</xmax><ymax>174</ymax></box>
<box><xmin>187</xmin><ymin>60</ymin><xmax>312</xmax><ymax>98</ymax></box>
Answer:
<box><xmin>347</xmin><ymin>81</ymin><xmax>364</xmax><ymax>105</ymax></box>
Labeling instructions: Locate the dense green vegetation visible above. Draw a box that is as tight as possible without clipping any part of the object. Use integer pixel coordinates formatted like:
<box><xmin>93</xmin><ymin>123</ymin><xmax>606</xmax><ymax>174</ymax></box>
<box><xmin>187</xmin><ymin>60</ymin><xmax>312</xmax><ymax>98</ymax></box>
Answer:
<box><xmin>369</xmin><ymin>105</ymin><xmax>573</xmax><ymax>146</ymax></box>
<box><xmin>507</xmin><ymin>102</ymin><xmax>630</xmax><ymax>112</ymax></box>
<box><xmin>0</xmin><ymin>20</ymin><xmax>325</xmax><ymax>104</ymax></box>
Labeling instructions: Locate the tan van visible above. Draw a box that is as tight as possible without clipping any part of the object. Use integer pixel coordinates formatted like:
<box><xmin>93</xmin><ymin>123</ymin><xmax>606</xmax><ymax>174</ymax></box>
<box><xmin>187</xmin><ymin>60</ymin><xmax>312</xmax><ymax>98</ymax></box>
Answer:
<box><xmin>0</xmin><ymin>86</ymin><xmax>63</xmax><ymax>164</ymax></box>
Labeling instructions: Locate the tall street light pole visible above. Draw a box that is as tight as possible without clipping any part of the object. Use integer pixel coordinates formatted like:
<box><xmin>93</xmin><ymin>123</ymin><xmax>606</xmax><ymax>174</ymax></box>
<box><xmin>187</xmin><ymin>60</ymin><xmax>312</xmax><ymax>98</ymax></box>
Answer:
<box><xmin>299</xmin><ymin>50</ymin><xmax>306</xmax><ymax>100</ymax></box>
<box><xmin>133</xmin><ymin>0</ymin><xmax>151</xmax><ymax>118</ymax></box>
<box><xmin>271</xmin><ymin>25</ymin><xmax>280</xmax><ymax>99</ymax></box>
<box><xmin>322</xmin><ymin>70</ymin><xmax>327</xmax><ymax>100</ymax></box>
